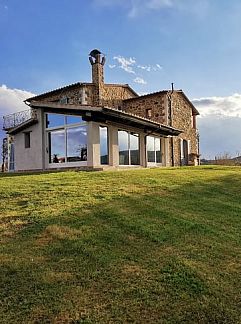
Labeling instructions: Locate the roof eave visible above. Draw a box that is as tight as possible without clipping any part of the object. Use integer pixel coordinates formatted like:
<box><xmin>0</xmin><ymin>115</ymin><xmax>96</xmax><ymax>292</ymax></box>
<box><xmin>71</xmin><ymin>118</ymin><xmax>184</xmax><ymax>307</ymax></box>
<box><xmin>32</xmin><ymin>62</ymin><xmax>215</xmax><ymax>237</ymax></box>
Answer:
<box><xmin>28</xmin><ymin>101</ymin><xmax>182</xmax><ymax>137</ymax></box>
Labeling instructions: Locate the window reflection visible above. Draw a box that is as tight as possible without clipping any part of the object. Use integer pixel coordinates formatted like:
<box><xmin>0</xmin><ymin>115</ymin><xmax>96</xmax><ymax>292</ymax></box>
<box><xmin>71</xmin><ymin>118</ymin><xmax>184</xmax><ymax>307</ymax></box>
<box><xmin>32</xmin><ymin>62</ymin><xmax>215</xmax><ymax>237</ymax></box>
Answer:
<box><xmin>118</xmin><ymin>130</ymin><xmax>129</xmax><ymax>165</ymax></box>
<box><xmin>147</xmin><ymin>136</ymin><xmax>155</xmax><ymax>162</ymax></box>
<box><xmin>155</xmin><ymin>138</ymin><xmax>161</xmax><ymax>163</ymax></box>
<box><xmin>66</xmin><ymin>116</ymin><xmax>83</xmax><ymax>124</ymax></box>
<box><xmin>147</xmin><ymin>136</ymin><xmax>161</xmax><ymax>163</ymax></box>
<box><xmin>47</xmin><ymin>113</ymin><xmax>87</xmax><ymax>164</ymax></box>
<box><xmin>49</xmin><ymin>129</ymin><xmax>66</xmax><ymax>163</ymax></box>
<box><xmin>118</xmin><ymin>130</ymin><xmax>140</xmax><ymax>165</ymax></box>
<box><xmin>46</xmin><ymin>113</ymin><xmax>83</xmax><ymax>128</ymax></box>
<box><xmin>46</xmin><ymin>114</ymin><xmax>65</xmax><ymax>128</ymax></box>
<box><xmin>130</xmin><ymin>133</ymin><xmax>140</xmax><ymax>165</ymax></box>
<box><xmin>67</xmin><ymin>126</ymin><xmax>87</xmax><ymax>162</ymax></box>
<box><xmin>100</xmin><ymin>127</ymin><xmax>108</xmax><ymax>165</ymax></box>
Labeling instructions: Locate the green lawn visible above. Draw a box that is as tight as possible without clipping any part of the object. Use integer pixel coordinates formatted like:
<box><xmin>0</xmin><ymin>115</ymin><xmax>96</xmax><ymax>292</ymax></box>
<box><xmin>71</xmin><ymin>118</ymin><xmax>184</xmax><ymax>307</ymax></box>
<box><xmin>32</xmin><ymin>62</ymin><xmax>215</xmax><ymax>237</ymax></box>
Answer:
<box><xmin>1</xmin><ymin>166</ymin><xmax>241</xmax><ymax>323</ymax></box>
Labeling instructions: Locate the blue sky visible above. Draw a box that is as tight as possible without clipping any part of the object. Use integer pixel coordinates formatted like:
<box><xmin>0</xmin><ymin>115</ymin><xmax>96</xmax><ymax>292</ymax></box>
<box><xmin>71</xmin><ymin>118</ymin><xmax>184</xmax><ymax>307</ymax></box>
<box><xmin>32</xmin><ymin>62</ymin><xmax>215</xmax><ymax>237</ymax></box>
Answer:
<box><xmin>1</xmin><ymin>0</ymin><xmax>241</xmax><ymax>158</ymax></box>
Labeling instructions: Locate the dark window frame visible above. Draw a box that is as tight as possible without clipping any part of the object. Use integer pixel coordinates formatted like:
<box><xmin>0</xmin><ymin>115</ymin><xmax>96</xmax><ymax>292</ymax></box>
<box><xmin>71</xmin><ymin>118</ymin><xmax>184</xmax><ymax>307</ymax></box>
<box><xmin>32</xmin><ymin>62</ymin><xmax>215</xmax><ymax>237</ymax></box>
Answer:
<box><xmin>24</xmin><ymin>131</ymin><xmax>31</xmax><ymax>149</ymax></box>
<box><xmin>146</xmin><ymin>108</ymin><xmax>152</xmax><ymax>118</ymax></box>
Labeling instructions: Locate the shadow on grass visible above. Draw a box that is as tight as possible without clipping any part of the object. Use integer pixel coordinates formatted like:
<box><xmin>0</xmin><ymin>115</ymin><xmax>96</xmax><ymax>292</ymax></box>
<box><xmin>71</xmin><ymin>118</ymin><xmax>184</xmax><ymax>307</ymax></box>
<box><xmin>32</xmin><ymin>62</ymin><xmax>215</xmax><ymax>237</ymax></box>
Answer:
<box><xmin>1</xmin><ymin>170</ymin><xmax>241</xmax><ymax>323</ymax></box>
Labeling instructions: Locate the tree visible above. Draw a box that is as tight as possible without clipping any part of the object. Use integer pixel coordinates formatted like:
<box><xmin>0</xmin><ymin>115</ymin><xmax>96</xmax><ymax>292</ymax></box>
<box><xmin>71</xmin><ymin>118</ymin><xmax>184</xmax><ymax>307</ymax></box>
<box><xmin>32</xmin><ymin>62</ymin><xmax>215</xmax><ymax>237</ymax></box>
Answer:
<box><xmin>1</xmin><ymin>138</ymin><xmax>8</xmax><ymax>172</ymax></box>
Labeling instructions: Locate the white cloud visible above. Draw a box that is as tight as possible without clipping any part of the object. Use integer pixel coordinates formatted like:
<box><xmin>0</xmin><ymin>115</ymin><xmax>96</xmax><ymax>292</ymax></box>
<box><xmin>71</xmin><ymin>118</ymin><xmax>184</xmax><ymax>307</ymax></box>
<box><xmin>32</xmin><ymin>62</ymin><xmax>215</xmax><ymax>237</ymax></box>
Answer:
<box><xmin>134</xmin><ymin>77</ymin><xmax>147</xmax><ymax>85</ymax></box>
<box><xmin>113</xmin><ymin>55</ymin><xmax>136</xmax><ymax>74</ymax></box>
<box><xmin>193</xmin><ymin>93</ymin><xmax>241</xmax><ymax>118</ymax></box>
<box><xmin>192</xmin><ymin>93</ymin><xmax>241</xmax><ymax>158</ymax></box>
<box><xmin>0</xmin><ymin>85</ymin><xmax>35</xmax><ymax>140</ymax></box>
<box><xmin>111</xmin><ymin>56</ymin><xmax>163</xmax><ymax>75</ymax></box>
<box><xmin>147</xmin><ymin>0</ymin><xmax>173</xmax><ymax>10</ymax></box>
<box><xmin>93</xmin><ymin>0</ymin><xmax>209</xmax><ymax>18</ymax></box>
<box><xmin>0</xmin><ymin>84</ymin><xmax>34</xmax><ymax>116</ymax></box>
<box><xmin>137</xmin><ymin>65</ymin><xmax>151</xmax><ymax>72</ymax></box>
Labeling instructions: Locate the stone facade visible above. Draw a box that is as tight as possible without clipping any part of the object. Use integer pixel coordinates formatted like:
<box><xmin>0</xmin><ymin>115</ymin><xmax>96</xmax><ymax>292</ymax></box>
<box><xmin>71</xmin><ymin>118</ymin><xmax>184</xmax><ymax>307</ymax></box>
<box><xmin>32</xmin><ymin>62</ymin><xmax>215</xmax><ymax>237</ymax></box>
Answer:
<box><xmin>122</xmin><ymin>92</ymin><xmax>167</xmax><ymax>124</ymax></box>
<box><xmin>122</xmin><ymin>90</ymin><xmax>199</xmax><ymax>166</ymax></box>
<box><xmin>171</xmin><ymin>92</ymin><xmax>198</xmax><ymax>166</ymax></box>
<box><xmin>25</xmin><ymin>50</ymin><xmax>199</xmax><ymax>168</ymax></box>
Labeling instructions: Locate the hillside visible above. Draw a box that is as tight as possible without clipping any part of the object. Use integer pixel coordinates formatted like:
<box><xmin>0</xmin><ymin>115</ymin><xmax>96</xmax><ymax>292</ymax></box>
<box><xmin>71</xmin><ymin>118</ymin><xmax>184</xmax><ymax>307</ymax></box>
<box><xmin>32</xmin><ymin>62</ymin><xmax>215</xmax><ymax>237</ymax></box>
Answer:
<box><xmin>1</xmin><ymin>166</ymin><xmax>241</xmax><ymax>323</ymax></box>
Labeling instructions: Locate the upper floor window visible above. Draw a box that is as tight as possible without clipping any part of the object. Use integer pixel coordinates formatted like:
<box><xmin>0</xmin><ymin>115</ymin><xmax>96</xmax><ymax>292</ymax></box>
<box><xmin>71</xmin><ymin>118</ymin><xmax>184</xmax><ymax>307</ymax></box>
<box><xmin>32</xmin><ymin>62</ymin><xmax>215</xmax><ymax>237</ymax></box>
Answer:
<box><xmin>192</xmin><ymin>115</ymin><xmax>196</xmax><ymax>129</ymax></box>
<box><xmin>59</xmin><ymin>96</ymin><xmax>68</xmax><ymax>104</ymax></box>
<box><xmin>146</xmin><ymin>108</ymin><xmax>152</xmax><ymax>118</ymax></box>
<box><xmin>24</xmin><ymin>132</ymin><xmax>31</xmax><ymax>148</ymax></box>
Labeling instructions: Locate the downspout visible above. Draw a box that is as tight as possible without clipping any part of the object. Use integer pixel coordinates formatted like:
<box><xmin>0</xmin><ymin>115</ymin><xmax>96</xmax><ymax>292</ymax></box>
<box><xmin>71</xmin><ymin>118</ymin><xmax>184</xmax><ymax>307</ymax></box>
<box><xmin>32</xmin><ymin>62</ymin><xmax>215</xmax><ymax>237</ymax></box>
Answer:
<box><xmin>167</xmin><ymin>83</ymin><xmax>175</xmax><ymax>167</ymax></box>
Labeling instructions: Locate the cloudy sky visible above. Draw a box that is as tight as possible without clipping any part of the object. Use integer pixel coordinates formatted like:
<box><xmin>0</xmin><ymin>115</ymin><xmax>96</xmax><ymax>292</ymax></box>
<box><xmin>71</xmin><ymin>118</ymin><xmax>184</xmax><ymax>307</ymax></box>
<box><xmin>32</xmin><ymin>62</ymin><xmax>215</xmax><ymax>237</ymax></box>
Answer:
<box><xmin>1</xmin><ymin>0</ymin><xmax>241</xmax><ymax>158</ymax></box>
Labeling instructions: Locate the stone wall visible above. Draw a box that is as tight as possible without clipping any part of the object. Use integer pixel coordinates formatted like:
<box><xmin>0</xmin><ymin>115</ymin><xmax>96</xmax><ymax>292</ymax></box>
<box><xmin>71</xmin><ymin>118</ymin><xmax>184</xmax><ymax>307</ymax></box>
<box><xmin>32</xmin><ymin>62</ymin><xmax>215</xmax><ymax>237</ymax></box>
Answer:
<box><xmin>122</xmin><ymin>92</ymin><xmax>167</xmax><ymax>124</ymax></box>
<box><xmin>102</xmin><ymin>85</ymin><xmax>136</xmax><ymax>109</ymax></box>
<box><xmin>33</xmin><ymin>84</ymin><xmax>85</xmax><ymax>105</ymax></box>
<box><xmin>171</xmin><ymin>92</ymin><xmax>198</xmax><ymax>166</ymax></box>
<box><xmin>30</xmin><ymin>83</ymin><xmax>136</xmax><ymax>110</ymax></box>
<box><xmin>122</xmin><ymin>91</ymin><xmax>199</xmax><ymax>166</ymax></box>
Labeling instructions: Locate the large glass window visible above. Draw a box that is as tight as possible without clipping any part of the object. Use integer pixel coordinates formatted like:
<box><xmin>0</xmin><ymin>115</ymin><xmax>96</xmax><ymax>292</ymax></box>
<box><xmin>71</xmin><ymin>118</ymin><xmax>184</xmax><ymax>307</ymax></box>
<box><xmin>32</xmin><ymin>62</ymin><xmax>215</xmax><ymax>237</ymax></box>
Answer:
<box><xmin>46</xmin><ymin>113</ymin><xmax>87</xmax><ymax>164</ymax></box>
<box><xmin>49</xmin><ymin>129</ymin><xmax>65</xmax><ymax>163</ymax></box>
<box><xmin>118</xmin><ymin>130</ymin><xmax>140</xmax><ymax>165</ymax></box>
<box><xmin>46</xmin><ymin>114</ymin><xmax>83</xmax><ymax>128</ymax></box>
<box><xmin>46</xmin><ymin>114</ymin><xmax>65</xmax><ymax>128</ymax></box>
<box><xmin>147</xmin><ymin>136</ymin><xmax>155</xmax><ymax>162</ymax></box>
<box><xmin>100</xmin><ymin>127</ymin><xmax>108</xmax><ymax>165</ymax></box>
<box><xmin>119</xmin><ymin>130</ymin><xmax>129</xmax><ymax>165</ymax></box>
<box><xmin>147</xmin><ymin>136</ymin><xmax>162</xmax><ymax>164</ymax></box>
<box><xmin>130</xmin><ymin>133</ymin><xmax>140</xmax><ymax>165</ymax></box>
<box><xmin>67</xmin><ymin>126</ymin><xmax>87</xmax><ymax>162</ymax></box>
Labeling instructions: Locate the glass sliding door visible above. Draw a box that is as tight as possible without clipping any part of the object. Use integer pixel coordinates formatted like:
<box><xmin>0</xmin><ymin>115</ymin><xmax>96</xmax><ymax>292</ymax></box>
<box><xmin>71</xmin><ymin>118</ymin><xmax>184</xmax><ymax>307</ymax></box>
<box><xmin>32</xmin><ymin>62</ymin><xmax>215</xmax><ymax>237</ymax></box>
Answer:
<box><xmin>147</xmin><ymin>136</ymin><xmax>155</xmax><ymax>162</ymax></box>
<box><xmin>130</xmin><ymin>133</ymin><xmax>140</xmax><ymax>165</ymax></box>
<box><xmin>155</xmin><ymin>138</ymin><xmax>161</xmax><ymax>163</ymax></box>
<box><xmin>118</xmin><ymin>130</ymin><xmax>129</xmax><ymax>165</ymax></box>
<box><xmin>100</xmin><ymin>126</ymin><xmax>108</xmax><ymax>165</ymax></box>
<box><xmin>147</xmin><ymin>136</ymin><xmax>162</xmax><ymax>164</ymax></box>
<box><xmin>118</xmin><ymin>130</ymin><xmax>140</xmax><ymax>166</ymax></box>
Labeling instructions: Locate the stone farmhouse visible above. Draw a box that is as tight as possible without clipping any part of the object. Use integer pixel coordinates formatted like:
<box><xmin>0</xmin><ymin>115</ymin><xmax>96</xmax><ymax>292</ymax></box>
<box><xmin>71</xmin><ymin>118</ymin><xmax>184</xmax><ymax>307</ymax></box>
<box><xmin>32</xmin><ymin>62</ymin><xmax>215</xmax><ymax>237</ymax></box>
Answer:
<box><xmin>3</xmin><ymin>49</ymin><xmax>199</xmax><ymax>172</ymax></box>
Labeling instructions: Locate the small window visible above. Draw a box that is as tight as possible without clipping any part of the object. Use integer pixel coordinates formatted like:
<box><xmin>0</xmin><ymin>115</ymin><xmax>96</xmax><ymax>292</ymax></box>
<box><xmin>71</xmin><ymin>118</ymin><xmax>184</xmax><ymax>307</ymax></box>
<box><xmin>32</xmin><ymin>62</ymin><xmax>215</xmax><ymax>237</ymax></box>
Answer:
<box><xmin>24</xmin><ymin>132</ymin><xmax>31</xmax><ymax>148</ymax></box>
<box><xmin>192</xmin><ymin>115</ymin><xmax>196</xmax><ymax>129</ymax></box>
<box><xmin>59</xmin><ymin>96</ymin><xmax>68</xmax><ymax>104</ymax></box>
<box><xmin>146</xmin><ymin>108</ymin><xmax>152</xmax><ymax>118</ymax></box>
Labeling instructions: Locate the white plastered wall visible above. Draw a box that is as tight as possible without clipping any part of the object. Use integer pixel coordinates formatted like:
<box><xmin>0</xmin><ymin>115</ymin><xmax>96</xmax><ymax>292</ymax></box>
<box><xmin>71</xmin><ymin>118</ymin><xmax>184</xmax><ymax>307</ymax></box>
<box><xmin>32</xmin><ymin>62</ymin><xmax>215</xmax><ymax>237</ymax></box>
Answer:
<box><xmin>14</xmin><ymin>109</ymin><xmax>44</xmax><ymax>171</ymax></box>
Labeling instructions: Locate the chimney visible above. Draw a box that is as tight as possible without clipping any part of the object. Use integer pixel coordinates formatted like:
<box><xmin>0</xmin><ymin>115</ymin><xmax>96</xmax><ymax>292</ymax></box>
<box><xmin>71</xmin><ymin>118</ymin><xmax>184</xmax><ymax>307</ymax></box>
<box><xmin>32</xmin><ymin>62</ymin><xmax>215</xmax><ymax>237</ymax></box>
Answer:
<box><xmin>89</xmin><ymin>49</ymin><xmax>106</xmax><ymax>106</ymax></box>
<box><xmin>89</xmin><ymin>49</ymin><xmax>105</xmax><ymax>85</ymax></box>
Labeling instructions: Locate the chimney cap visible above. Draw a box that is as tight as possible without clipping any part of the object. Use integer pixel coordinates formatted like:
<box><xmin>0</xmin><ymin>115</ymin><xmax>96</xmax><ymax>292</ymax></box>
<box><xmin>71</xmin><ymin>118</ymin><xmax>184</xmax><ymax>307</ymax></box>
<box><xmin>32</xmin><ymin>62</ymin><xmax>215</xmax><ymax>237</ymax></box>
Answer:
<box><xmin>89</xmin><ymin>49</ymin><xmax>102</xmax><ymax>58</ymax></box>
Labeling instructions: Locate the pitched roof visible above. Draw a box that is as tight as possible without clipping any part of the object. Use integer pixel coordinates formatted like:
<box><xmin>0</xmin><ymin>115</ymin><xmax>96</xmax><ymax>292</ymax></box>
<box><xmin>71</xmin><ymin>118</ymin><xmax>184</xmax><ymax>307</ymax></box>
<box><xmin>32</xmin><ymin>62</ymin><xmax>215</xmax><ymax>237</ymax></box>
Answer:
<box><xmin>26</xmin><ymin>82</ymin><xmax>138</xmax><ymax>102</ymax></box>
<box><xmin>123</xmin><ymin>89</ymin><xmax>199</xmax><ymax>115</ymax></box>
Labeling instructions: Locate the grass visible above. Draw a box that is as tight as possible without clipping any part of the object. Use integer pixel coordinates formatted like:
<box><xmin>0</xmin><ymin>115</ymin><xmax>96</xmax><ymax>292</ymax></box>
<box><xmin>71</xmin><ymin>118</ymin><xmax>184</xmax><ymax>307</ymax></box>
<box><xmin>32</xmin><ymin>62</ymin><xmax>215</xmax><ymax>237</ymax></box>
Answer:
<box><xmin>0</xmin><ymin>166</ymin><xmax>241</xmax><ymax>323</ymax></box>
